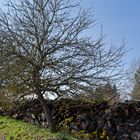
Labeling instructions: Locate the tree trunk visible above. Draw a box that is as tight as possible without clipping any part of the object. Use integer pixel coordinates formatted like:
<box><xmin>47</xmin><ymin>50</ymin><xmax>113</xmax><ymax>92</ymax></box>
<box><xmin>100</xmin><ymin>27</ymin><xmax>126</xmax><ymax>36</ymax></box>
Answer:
<box><xmin>38</xmin><ymin>95</ymin><xmax>54</xmax><ymax>131</ymax></box>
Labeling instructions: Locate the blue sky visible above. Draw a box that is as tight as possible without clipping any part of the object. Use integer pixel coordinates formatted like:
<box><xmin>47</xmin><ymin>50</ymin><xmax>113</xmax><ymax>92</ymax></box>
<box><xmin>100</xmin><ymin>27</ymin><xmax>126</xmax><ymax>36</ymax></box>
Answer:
<box><xmin>80</xmin><ymin>0</ymin><xmax>140</xmax><ymax>68</ymax></box>
<box><xmin>0</xmin><ymin>0</ymin><xmax>140</xmax><ymax>69</ymax></box>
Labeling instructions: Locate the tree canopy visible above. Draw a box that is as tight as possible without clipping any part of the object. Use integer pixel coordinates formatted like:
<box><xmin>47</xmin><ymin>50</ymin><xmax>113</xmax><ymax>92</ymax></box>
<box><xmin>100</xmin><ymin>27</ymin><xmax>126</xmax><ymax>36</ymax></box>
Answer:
<box><xmin>0</xmin><ymin>0</ymin><xmax>125</xmax><ymax>130</ymax></box>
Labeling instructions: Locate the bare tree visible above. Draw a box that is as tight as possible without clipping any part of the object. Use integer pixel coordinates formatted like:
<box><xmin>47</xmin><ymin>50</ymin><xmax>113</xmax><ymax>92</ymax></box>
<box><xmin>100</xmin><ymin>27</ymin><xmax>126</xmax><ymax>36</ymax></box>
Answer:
<box><xmin>0</xmin><ymin>0</ymin><xmax>125</xmax><ymax>130</ymax></box>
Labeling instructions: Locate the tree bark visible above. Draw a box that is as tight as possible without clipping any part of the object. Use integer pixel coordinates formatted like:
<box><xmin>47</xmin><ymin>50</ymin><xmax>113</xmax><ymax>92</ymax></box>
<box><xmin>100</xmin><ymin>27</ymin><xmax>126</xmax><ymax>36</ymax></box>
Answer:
<box><xmin>38</xmin><ymin>95</ymin><xmax>54</xmax><ymax>131</ymax></box>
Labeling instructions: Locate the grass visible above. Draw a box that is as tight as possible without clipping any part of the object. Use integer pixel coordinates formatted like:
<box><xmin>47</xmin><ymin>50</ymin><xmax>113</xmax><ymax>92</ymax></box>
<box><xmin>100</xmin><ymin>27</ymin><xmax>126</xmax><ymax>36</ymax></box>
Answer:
<box><xmin>0</xmin><ymin>116</ymin><xmax>78</xmax><ymax>140</ymax></box>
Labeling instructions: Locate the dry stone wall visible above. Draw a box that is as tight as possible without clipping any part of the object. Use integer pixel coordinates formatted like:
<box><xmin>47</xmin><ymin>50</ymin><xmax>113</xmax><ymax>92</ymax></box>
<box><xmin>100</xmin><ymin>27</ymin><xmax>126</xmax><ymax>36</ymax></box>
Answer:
<box><xmin>0</xmin><ymin>99</ymin><xmax>140</xmax><ymax>140</ymax></box>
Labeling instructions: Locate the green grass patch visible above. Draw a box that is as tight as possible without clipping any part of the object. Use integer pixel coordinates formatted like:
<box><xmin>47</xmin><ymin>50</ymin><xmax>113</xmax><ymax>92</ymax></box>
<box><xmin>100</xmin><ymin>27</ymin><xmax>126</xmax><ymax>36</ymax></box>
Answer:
<box><xmin>0</xmin><ymin>116</ymin><xmax>78</xmax><ymax>140</ymax></box>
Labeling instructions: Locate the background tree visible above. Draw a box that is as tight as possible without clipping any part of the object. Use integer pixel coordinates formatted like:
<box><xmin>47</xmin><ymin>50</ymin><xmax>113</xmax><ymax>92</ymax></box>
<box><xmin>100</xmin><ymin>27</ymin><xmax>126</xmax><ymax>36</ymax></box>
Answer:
<box><xmin>0</xmin><ymin>0</ymin><xmax>125</xmax><ymax>130</ymax></box>
<box><xmin>126</xmin><ymin>58</ymin><xmax>140</xmax><ymax>100</ymax></box>
<box><xmin>131</xmin><ymin>66</ymin><xmax>140</xmax><ymax>100</ymax></box>
<box><xmin>93</xmin><ymin>81</ymin><xmax>119</xmax><ymax>103</ymax></box>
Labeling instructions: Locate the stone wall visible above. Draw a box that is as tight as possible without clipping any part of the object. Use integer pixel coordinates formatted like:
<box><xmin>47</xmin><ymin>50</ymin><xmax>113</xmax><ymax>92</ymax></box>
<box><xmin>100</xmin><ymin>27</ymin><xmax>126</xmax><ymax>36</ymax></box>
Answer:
<box><xmin>0</xmin><ymin>99</ymin><xmax>140</xmax><ymax>140</ymax></box>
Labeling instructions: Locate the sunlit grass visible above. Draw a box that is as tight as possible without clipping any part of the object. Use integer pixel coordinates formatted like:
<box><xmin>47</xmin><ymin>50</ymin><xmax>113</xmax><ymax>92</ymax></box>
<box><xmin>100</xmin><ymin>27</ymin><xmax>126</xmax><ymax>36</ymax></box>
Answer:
<box><xmin>0</xmin><ymin>116</ymin><xmax>78</xmax><ymax>140</ymax></box>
